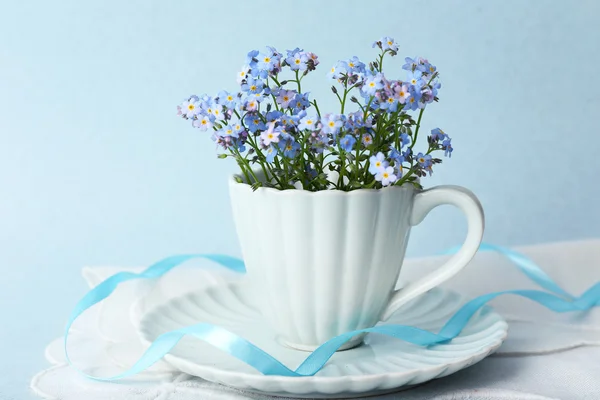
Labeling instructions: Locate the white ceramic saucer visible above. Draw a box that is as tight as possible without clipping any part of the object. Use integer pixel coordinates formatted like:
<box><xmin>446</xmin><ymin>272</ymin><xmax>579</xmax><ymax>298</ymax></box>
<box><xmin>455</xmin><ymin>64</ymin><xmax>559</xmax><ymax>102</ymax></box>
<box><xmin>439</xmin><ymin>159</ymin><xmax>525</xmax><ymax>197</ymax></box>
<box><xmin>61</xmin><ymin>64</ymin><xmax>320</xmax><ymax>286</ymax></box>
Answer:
<box><xmin>138</xmin><ymin>282</ymin><xmax>508</xmax><ymax>398</ymax></box>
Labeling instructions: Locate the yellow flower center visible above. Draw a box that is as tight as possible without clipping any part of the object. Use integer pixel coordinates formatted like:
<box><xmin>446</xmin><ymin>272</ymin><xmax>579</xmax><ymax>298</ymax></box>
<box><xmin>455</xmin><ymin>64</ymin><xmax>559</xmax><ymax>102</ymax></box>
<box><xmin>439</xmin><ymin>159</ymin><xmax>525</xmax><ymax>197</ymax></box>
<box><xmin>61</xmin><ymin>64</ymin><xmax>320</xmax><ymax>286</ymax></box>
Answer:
<box><xmin>383</xmin><ymin>172</ymin><xmax>389</xmax><ymax>178</ymax></box>
<box><xmin>201</xmin><ymin>119</ymin><xmax>207</xmax><ymax>125</ymax></box>
<box><xmin>375</xmin><ymin>161</ymin><xmax>381</xmax><ymax>167</ymax></box>
<box><xmin>419</xmin><ymin>158</ymin><xmax>425</xmax><ymax>163</ymax></box>
<box><xmin>227</xmin><ymin>96</ymin><xmax>233</xmax><ymax>101</ymax></box>
<box><xmin>387</xmin><ymin>97</ymin><xmax>394</xmax><ymax>103</ymax></box>
<box><xmin>369</xmin><ymin>82</ymin><xmax>376</xmax><ymax>87</ymax></box>
<box><xmin>399</xmin><ymin>91</ymin><xmax>406</xmax><ymax>97</ymax></box>
<box><xmin>328</xmin><ymin>121</ymin><xmax>335</xmax><ymax>128</ymax></box>
<box><xmin>331</xmin><ymin>67</ymin><xmax>335</xmax><ymax>72</ymax></box>
<box><xmin>286</xmin><ymin>145</ymin><xmax>292</xmax><ymax>150</ymax></box>
<box><xmin>295</xmin><ymin>59</ymin><xmax>301</xmax><ymax>64</ymax></box>
<box><xmin>264</xmin><ymin>57</ymin><xmax>271</xmax><ymax>63</ymax></box>
<box><xmin>349</xmin><ymin>62</ymin><xmax>355</xmax><ymax>67</ymax></box>
<box><xmin>250</xmin><ymin>85</ymin><xmax>257</xmax><ymax>91</ymax></box>
<box><xmin>268</xmin><ymin>133</ymin><xmax>274</xmax><ymax>139</ymax></box>
<box><xmin>283</xmin><ymin>96</ymin><xmax>289</xmax><ymax>102</ymax></box>
<box><xmin>365</xmin><ymin>137</ymin><xmax>371</xmax><ymax>142</ymax></box>
<box><xmin>253</xmin><ymin>119</ymin><xmax>259</xmax><ymax>124</ymax></box>
<box><xmin>306</xmin><ymin>119</ymin><xmax>313</xmax><ymax>125</ymax></box>
<box><xmin>411</xmin><ymin>79</ymin><xmax>417</xmax><ymax>84</ymax></box>
<box><xmin>387</xmin><ymin>41</ymin><xmax>393</xmax><ymax>46</ymax></box>
<box><xmin>187</xmin><ymin>104</ymin><xmax>195</xmax><ymax>110</ymax></box>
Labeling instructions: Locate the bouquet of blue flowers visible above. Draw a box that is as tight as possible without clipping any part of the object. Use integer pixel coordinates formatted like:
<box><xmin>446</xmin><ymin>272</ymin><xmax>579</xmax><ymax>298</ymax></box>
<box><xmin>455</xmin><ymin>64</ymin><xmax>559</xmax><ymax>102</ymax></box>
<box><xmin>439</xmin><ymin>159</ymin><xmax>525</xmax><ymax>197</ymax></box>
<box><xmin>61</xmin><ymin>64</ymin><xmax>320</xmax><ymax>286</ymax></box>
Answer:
<box><xmin>178</xmin><ymin>36</ymin><xmax>452</xmax><ymax>191</ymax></box>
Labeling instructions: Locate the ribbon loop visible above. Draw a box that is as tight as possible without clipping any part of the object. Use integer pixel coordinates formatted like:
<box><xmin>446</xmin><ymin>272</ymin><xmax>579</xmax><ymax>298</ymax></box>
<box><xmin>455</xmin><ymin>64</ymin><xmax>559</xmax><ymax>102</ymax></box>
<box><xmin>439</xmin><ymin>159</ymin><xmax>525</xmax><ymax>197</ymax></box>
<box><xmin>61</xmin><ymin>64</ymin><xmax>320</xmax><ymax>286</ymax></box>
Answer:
<box><xmin>65</xmin><ymin>243</ymin><xmax>599</xmax><ymax>380</ymax></box>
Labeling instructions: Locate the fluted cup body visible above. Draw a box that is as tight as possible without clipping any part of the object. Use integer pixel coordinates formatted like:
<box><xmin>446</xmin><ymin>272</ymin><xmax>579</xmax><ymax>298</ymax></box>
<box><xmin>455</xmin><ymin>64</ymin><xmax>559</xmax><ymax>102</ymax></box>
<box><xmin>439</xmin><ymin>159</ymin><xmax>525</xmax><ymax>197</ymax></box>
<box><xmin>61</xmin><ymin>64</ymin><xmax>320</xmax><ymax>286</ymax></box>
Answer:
<box><xmin>229</xmin><ymin>177</ymin><xmax>414</xmax><ymax>350</ymax></box>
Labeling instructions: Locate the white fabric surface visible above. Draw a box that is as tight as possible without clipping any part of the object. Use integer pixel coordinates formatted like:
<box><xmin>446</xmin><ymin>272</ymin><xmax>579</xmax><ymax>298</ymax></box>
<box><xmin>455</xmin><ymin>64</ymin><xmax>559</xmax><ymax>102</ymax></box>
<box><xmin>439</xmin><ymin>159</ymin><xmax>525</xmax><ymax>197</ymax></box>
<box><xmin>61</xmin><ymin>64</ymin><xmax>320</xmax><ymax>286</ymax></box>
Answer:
<box><xmin>31</xmin><ymin>239</ymin><xmax>600</xmax><ymax>399</ymax></box>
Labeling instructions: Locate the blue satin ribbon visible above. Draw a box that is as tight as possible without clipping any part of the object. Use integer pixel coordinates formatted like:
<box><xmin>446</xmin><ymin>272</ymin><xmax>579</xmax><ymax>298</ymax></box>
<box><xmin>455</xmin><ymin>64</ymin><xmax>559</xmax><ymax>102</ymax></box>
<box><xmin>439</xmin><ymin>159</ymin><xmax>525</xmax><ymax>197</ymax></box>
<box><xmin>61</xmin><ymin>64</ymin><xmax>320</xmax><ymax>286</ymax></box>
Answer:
<box><xmin>65</xmin><ymin>243</ymin><xmax>600</xmax><ymax>380</ymax></box>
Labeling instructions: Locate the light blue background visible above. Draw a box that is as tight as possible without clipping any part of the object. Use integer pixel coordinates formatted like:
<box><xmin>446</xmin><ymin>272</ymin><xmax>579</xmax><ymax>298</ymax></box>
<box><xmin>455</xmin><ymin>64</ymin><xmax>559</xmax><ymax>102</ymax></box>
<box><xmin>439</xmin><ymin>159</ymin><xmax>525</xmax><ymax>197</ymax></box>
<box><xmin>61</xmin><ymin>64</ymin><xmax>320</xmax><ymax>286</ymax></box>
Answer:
<box><xmin>1</xmin><ymin>0</ymin><xmax>599</xmax><ymax>398</ymax></box>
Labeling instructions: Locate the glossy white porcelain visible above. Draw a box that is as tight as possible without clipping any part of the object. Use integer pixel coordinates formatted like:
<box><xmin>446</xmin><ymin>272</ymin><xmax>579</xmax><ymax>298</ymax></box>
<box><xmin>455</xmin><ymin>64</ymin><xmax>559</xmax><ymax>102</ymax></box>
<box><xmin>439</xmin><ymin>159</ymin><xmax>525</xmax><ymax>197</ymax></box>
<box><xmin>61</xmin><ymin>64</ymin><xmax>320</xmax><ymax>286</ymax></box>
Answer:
<box><xmin>229</xmin><ymin>176</ymin><xmax>484</xmax><ymax>350</ymax></box>
<box><xmin>138</xmin><ymin>282</ymin><xmax>507</xmax><ymax>398</ymax></box>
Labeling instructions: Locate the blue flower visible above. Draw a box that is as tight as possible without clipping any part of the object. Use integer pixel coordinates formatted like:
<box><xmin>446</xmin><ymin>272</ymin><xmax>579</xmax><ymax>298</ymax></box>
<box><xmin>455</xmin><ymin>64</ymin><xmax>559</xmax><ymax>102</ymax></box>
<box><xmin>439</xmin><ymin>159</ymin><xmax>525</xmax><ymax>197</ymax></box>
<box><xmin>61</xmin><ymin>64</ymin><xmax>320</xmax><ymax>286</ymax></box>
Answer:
<box><xmin>390</xmin><ymin>147</ymin><xmax>404</xmax><ymax>164</ymax></box>
<box><xmin>430</xmin><ymin>128</ymin><xmax>446</xmax><ymax>141</ymax></box>
<box><xmin>327</xmin><ymin>61</ymin><xmax>349</xmax><ymax>80</ymax></box>
<box><xmin>255</xmin><ymin>47</ymin><xmax>282</xmax><ymax>75</ymax></box>
<box><xmin>276</xmin><ymin>89</ymin><xmax>295</xmax><ymax>108</ymax></box>
<box><xmin>415</xmin><ymin>152</ymin><xmax>433</xmax><ymax>168</ymax></box>
<box><xmin>397</xmin><ymin>133</ymin><xmax>410</xmax><ymax>147</ymax></box>
<box><xmin>275</xmin><ymin>125</ymin><xmax>293</xmax><ymax>141</ymax></box>
<box><xmin>369</xmin><ymin>152</ymin><xmax>388</xmax><ymax>174</ymax></box>
<box><xmin>372</xmin><ymin>37</ymin><xmax>399</xmax><ymax>53</ymax></box>
<box><xmin>404</xmin><ymin>86</ymin><xmax>422</xmax><ymax>111</ymax></box>
<box><xmin>291</xmin><ymin>92</ymin><xmax>310</xmax><ymax>112</ymax></box>
<box><xmin>415</xmin><ymin>57</ymin><xmax>436</xmax><ymax>75</ymax></box>
<box><xmin>402</xmin><ymin>57</ymin><xmax>418</xmax><ymax>71</ymax></box>
<box><xmin>236</xmin><ymin>66</ymin><xmax>250</xmax><ymax>84</ymax></box>
<box><xmin>230</xmin><ymin>121</ymin><xmax>244</xmax><ymax>134</ymax></box>
<box><xmin>209</xmin><ymin>102</ymin><xmax>226</xmax><ymax>121</ymax></box>
<box><xmin>180</xmin><ymin>96</ymin><xmax>201</xmax><ymax>119</ymax></box>
<box><xmin>321</xmin><ymin>113</ymin><xmax>343</xmax><ymax>135</ymax></box>
<box><xmin>217</xmin><ymin>91</ymin><xmax>238</xmax><ymax>109</ymax></box>
<box><xmin>241</xmin><ymin>78</ymin><xmax>264</xmax><ymax>94</ymax></box>
<box><xmin>218</xmin><ymin>126</ymin><xmax>239</xmax><ymax>139</ymax></box>
<box><xmin>431</xmin><ymin>80</ymin><xmax>441</xmax><ymax>97</ymax></box>
<box><xmin>279</xmin><ymin>138</ymin><xmax>301</xmax><ymax>158</ymax></box>
<box><xmin>380</xmin><ymin>37</ymin><xmax>399</xmax><ymax>52</ymax></box>
<box><xmin>286</xmin><ymin>48</ymin><xmax>309</xmax><ymax>71</ymax></box>
<box><xmin>298</xmin><ymin>115</ymin><xmax>318</xmax><ymax>131</ymax></box>
<box><xmin>339</xmin><ymin>135</ymin><xmax>356</xmax><ymax>152</ymax></box>
<box><xmin>192</xmin><ymin>115</ymin><xmax>212</xmax><ymax>131</ymax></box>
<box><xmin>246</xmin><ymin>50</ymin><xmax>259</xmax><ymax>67</ymax></box>
<box><xmin>346</xmin><ymin>56</ymin><xmax>366</xmax><ymax>75</ymax></box>
<box><xmin>407</xmin><ymin>70</ymin><xmax>424</xmax><ymax>87</ymax></box>
<box><xmin>244</xmin><ymin>113</ymin><xmax>266</xmax><ymax>132</ymax></box>
<box><xmin>264</xmin><ymin>144</ymin><xmax>277</xmax><ymax>163</ymax></box>
<box><xmin>279</xmin><ymin>113</ymin><xmax>299</xmax><ymax>128</ymax></box>
<box><xmin>266</xmin><ymin>110</ymin><xmax>283</xmax><ymax>122</ymax></box>
<box><xmin>380</xmin><ymin>95</ymin><xmax>399</xmax><ymax>112</ymax></box>
<box><xmin>361</xmin><ymin>73</ymin><xmax>384</xmax><ymax>96</ymax></box>
<box><xmin>442</xmin><ymin>137</ymin><xmax>453</xmax><ymax>157</ymax></box>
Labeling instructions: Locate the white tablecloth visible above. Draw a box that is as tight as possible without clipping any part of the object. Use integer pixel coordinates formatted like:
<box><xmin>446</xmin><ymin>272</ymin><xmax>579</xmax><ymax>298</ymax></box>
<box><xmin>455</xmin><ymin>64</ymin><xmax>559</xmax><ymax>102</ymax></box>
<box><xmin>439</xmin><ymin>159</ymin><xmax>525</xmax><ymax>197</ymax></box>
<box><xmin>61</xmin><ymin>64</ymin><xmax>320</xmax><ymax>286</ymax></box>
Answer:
<box><xmin>31</xmin><ymin>239</ymin><xmax>600</xmax><ymax>399</ymax></box>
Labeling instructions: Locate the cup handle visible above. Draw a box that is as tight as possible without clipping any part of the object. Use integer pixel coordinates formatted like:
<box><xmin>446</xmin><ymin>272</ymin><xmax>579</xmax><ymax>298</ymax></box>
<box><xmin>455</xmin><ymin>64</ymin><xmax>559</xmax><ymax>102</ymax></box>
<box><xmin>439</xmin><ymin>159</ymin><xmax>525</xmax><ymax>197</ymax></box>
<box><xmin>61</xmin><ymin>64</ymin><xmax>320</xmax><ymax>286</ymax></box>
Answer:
<box><xmin>381</xmin><ymin>185</ymin><xmax>485</xmax><ymax>321</ymax></box>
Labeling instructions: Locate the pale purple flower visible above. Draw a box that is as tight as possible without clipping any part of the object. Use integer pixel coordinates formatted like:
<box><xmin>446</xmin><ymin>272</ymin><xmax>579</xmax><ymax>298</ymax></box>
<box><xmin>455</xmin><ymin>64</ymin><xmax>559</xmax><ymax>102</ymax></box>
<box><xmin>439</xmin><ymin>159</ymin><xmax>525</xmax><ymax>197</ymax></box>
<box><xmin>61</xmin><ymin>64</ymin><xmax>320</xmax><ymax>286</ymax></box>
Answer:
<box><xmin>260</xmin><ymin>122</ymin><xmax>280</xmax><ymax>146</ymax></box>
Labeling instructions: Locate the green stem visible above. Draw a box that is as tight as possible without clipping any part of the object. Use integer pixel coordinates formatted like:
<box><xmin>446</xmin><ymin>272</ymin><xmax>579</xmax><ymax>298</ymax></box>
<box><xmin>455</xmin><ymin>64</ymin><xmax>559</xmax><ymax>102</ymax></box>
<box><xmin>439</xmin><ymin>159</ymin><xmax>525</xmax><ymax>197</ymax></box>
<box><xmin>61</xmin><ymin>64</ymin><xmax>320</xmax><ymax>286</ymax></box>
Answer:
<box><xmin>310</xmin><ymin>100</ymin><xmax>322</xmax><ymax>117</ymax></box>
<box><xmin>341</xmin><ymin>87</ymin><xmax>349</xmax><ymax>114</ymax></box>
<box><xmin>295</xmin><ymin>70</ymin><xmax>301</xmax><ymax>93</ymax></box>
<box><xmin>410</xmin><ymin>108</ymin><xmax>425</xmax><ymax>149</ymax></box>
